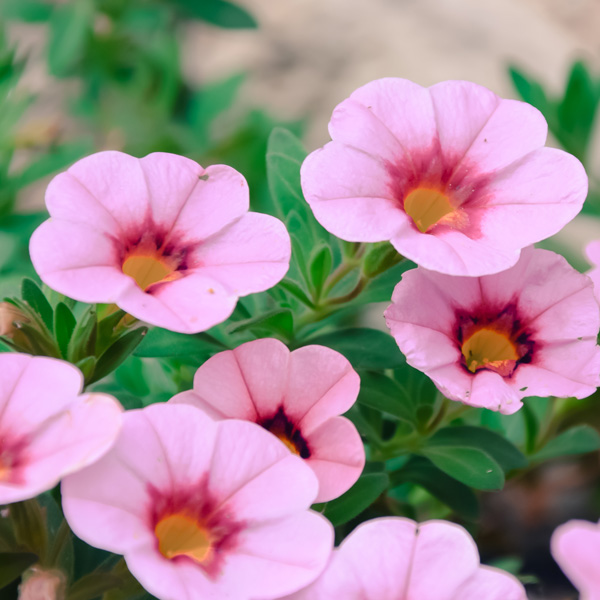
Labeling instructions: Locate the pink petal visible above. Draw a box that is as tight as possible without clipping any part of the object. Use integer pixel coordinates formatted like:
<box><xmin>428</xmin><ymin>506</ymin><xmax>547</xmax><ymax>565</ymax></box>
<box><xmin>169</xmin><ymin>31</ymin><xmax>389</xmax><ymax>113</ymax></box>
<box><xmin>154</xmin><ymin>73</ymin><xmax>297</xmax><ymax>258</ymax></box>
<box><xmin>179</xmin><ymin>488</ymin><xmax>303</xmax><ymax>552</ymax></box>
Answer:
<box><xmin>454</xmin><ymin>566</ymin><xmax>527</xmax><ymax>600</ymax></box>
<box><xmin>283</xmin><ymin>345</ymin><xmax>360</xmax><ymax>434</ymax></box>
<box><xmin>406</xmin><ymin>520</ymin><xmax>480</xmax><ymax>600</ymax></box>
<box><xmin>476</xmin><ymin>148</ymin><xmax>587</xmax><ymax>250</ymax></box>
<box><xmin>469</xmin><ymin>370</ymin><xmax>523</xmax><ymax>414</ymax></box>
<box><xmin>301</xmin><ymin>142</ymin><xmax>409</xmax><ymax>242</ymax></box>
<box><xmin>191</xmin><ymin>212</ymin><xmax>291</xmax><ymax>295</ymax></box>
<box><xmin>552</xmin><ymin>519</ymin><xmax>600</xmax><ymax>600</ymax></box>
<box><xmin>29</xmin><ymin>220</ymin><xmax>133</xmax><ymax>303</ymax></box>
<box><xmin>209</xmin><ymin>420</ymin><xmax>319</xmax><ymax>521</ymax></box>
<box><xmin>116</xmin><ymin>273</ymin><xmax>237</xmax><ymax>334</ymax></box>
<box><xmin>305</xmin><ymin>417</ymin><xmax>365</xmax><ymax>502</ymax></box>
<box><xmin>586</xmin><ymin>240</ymin><xmax>600</xmax><ymax>266</ymax></box>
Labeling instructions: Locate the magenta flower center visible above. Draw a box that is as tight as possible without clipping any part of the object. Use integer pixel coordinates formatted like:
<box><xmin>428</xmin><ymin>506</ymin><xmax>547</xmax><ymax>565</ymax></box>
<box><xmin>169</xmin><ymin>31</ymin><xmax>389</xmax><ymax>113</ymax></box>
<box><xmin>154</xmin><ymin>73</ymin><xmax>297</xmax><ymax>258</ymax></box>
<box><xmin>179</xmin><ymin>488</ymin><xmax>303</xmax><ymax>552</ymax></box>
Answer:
<box><xmin>260</xmin><ymin>408</ymin><xmax>311</xmax><ymax>458</ymax></box>
<box><xmin>403</xmin><ymin>187</ymin><xmax>455</xmax><ymax>233</ymax></box>
<box><xmin>155</xmin><ymin>513</ymin><xmax>213</xmax><ymax>564</ymax></box>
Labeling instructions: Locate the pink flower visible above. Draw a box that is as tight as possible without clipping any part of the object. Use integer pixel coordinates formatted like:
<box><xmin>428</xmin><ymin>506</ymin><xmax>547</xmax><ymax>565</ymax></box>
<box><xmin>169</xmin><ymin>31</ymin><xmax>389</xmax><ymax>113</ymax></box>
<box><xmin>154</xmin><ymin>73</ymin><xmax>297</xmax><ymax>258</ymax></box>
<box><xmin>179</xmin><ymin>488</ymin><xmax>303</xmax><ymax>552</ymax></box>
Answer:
<box><xmin>301</xmin><ymin>78</ymin><xmax>587</xmax><ymax>276</ymax></box>
<box><xmin>19</xmin><ymin>568</ymin><xmax>65</xmax><ymax>600</ymax></box>
<box><xmin>61</xmin><ymin>403</ymin><xmax>333</xmax><ymax>600</ymax></box>
<box><xmin>551</xmin><ymin>519</ymin><xmax>600</xmax><ymax>600</ymax></box>
<box><xmin>283</xmin><ymin>517</ymin><xmax>526</xmax><ymax>600</ymax></box>
<box><xmin>30</xmin><ymin>151</ymin><xmax>291</xmax><ymax>333</ymax></box>
<box><xmin>586</xmin><ymin>240</ymin><xmax>600</xmax><ymax>304</ymax></box>
<box><xmin>170</xmin><ymin>338</ymin><xmax>364</xmax><ymax>502</ymax></box>
<box><xmin>385</xmin><ymin>247</ymin><xmax>600</xmax><ymax>414</ymax></box>
<box><xmin>0</xmin><ymin>354</ymin><xmax>122</xmax><ymax>505</ymax></box>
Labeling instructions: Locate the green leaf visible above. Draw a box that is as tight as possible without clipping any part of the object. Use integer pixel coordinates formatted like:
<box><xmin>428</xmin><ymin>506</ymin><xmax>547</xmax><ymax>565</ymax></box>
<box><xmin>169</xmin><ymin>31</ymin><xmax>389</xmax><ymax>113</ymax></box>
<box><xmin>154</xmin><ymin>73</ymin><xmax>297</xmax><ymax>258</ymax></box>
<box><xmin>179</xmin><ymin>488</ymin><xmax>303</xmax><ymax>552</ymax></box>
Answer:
<box><xmin>357</xmin><ymin>371</ymin><xmax>414</xmax><ymax>426</ymax></box>
<box><xmin>75</xmin><ymin>356</ymin><xmax>96</xmax><ymax>382</ymax></box>
<box><xmin>508</xmin><ymin>66</ymin><xmax>550</xmax><ymax>114</ymax></box>
<box><xmin>309</xmin><ymin>244</ymin><xmax>333</xmax><ymax>295</ymax></box>
<box><xmin>134</xmin><ymin>328</ymin><xmax>226</xmax><ymax>358</ymax></box>
<box><xmin>322</xmin><ymin>473</ymin><xmax>389</xmax><ymax>527</ymax></box>
<box><xmin>0</xmin><ymin>0</ymin><xmax>52</xmax><ymax>22</ymax></box>
<box><xmin>356</xmin><ymin>260</ymin><xmax>413</xmax><ymax>305</ymax></box>
<box><xmin>304</xmin><ymin>328</ymin><xmax>404</xmax><ymax>370</ymax></box>
<box><xmin>278</xmin><ymin>279</ymin><xmax>314</xmax><ymax>308</ymax></box>
<box><xmin>427</xmin><ymin>426</ymin><xmax>528</xmax><ymax>472</ymax></box>
<box><xmin>54</xmin><ymin>302</ymin><xmax>76</xmax><ymax>359</ymax></box>
<box><xmin>90</xmin><ymin>327</ymin><xmax>148</xmax><ymax>384</ymax></box>
<box><xmin>168</xmin><ymin>0</ymin><xmax>257</xmax><ymax>28</ymax></box>
<box><xmin>362</xmin><ymin>242</ymin><xmax>403</xmax><ymax>278</ymax></box>
<box><xmin>10</xmin><ymin>499</ymin><xmax>48</xmax><ymax>558</ymax></box>
<box><xmin>0</xmin><ymin>552</ymin><xmax>37</xmax><ymax>589</ymax></box>
<box><xmin>390</xmin><ymin>456</ymin><xmax>479</xmax><ymax>521</ymax></box>
<box><xmin>530</xmin><ymin>425</ymin><xmax>600</xmax><ymax>462</ymax></box>
<box><xmin>67</xmin><ymin>307</ymin><xmax>97</xmax><ymax>364</ymax></box>
<box><xmin>419</xmin><ymin>446</ymin><xmax>504</xmax><ymax>490</ymax></box>
<box><xmin>228</xmin><ymin>308</ymin><xmax>293</xmax><ymax>338</ymax></box>
<box><xmin>21</xmin><ymin>278</ymin><xmax>53</xmax><ymax>332</ymax></box>
<box><xmin>47</xmin><ymin>0</ymin><xmax>93</xmax><ymax>76</ymax></box>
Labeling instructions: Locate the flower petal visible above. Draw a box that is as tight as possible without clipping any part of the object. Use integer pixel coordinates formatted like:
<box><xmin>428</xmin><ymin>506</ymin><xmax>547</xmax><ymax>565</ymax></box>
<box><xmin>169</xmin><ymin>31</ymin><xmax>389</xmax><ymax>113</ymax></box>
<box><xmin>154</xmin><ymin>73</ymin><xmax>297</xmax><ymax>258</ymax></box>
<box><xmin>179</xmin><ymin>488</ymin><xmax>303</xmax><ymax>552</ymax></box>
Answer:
<box><xmin>453</xmin><ymin>566</ymin><xmax>527</xmax><ymax>600</ymax></box>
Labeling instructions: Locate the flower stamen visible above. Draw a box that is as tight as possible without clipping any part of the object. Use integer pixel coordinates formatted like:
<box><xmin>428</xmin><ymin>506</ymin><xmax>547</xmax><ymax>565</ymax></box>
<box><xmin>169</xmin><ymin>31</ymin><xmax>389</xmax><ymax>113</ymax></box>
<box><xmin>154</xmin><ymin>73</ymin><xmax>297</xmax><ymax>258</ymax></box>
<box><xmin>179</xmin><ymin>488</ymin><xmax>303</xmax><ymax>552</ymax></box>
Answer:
<box><xmin>122</xmin><ymin>253</ymin><xmax>179</xmax><ymax>291</ymax></box>
<box><xmin>461</xmin><ymin>327</ymin><xmax>519</xmax><ymax>376</ymax></box>
<box><xmin>403</xmin><ymin>188</ymin><xmax>455</xmax><ymax>233</ymax></box>
<box><xmin>155</xmin><ymin>513</ymin><xmax>213</xmax><ymax>564</ymax></box>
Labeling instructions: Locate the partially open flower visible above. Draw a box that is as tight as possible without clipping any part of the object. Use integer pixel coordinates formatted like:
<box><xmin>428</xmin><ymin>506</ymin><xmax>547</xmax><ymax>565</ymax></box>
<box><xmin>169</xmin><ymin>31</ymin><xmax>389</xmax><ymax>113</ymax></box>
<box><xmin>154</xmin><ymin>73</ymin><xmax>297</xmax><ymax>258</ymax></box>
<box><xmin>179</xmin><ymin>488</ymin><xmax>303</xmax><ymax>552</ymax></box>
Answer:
<box><xmin>170</xmin><ymin>338</ymin><xmax>364</xmax><ymax>502</ymax></box>
<box><xmin>283</xmin><ymin>517</ymin><xmax>526</xmax><ymax>599</ymax></box>
<box><xmin>302</xmin><ymin>78</ymin><xmax>587</xmax><ymax>276</ymax></box>
<box><xmin>551</xmin><ymin>518</ymin><xmax>600</xmax><ymax>600</ymax></box>
<box><xmin>61</xmin><ymin>404</ymin><xmax>333</xmax><ymax>600</ymax></box>
<box><xmin>19</xmin><ymin>568</ymin><xmax>65</xmax><ymax>600</ymax></box>
<box><xmin>0</xmin><ymin>302</ymin><xmax>28</xmax><ymax>338</ymax></box>
<box><xmin>0</xmin><ymin>354</ymin><xmax>122</xmax><ymax>505</ymax></box>
<box><xmin>385</xmin><ymin>247</ymin><xmax>600</xmax><ymax>413</ymax></box>
<box><xmin>30</xmin><ymin>151</ymin><xmax>291</xmax><ymax>333</ymax></box>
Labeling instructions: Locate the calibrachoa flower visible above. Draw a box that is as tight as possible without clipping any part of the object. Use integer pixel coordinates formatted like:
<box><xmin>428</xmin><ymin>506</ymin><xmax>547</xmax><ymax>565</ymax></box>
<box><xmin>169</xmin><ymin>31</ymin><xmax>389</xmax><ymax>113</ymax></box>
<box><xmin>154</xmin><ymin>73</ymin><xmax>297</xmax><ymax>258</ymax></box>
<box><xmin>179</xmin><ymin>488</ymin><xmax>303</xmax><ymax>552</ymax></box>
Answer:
<box><xmin>385</xmin><ymin>247</ymin><xmax>600</xmax><ymax>414</ymax></box>
<box><xmin>170</xmin><ymin>338</ymin><xmax>364</xmax><ymax>502</ymax></box>
<box><xmin>586</xmin><ymin>240</ymin><xmax>600</xmax><ymax>304</ymax></box>
<box><xmin>30</xmin><ymin>151</ymin><xmax>291</xmax><ymax>333</ymax></box>
<box><xmin>301</xmin><ymin>78</ymin><xmax>587</xmax><ymax>276</ymax></box>
<box><xmin>283</xmin><ymin>517</ymin><xmax>526</xmax><ymax>599</ymax></box>
<box><xmin>552</xmin><ymin>518</ymin><xmax>600</xmax><ymax>600</ymax></box>
<box><xmin>61</xmin><ymin>403</ymin><xmax>333</xmax><ymax>600</ymax></box>
<box><xmin>0</xmin><ymin>354</ymin><xmax>122</xmax><ymax>505</ymax></box>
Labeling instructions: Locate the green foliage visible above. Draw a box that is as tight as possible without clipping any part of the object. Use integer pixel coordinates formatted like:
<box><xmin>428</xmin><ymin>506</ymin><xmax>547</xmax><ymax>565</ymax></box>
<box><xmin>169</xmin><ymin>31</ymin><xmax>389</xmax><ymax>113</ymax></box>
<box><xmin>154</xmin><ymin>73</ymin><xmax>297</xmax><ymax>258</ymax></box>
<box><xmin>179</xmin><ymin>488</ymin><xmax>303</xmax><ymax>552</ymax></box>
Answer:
<box><xmin>0</xmin><ymin>552</ymin><xmax>37</xmax><ymax>589</ymax></box>
<box><xmin>530</xmin><ymin>424</ymin><xmax>600</xmax><ymax>462</ymax></box>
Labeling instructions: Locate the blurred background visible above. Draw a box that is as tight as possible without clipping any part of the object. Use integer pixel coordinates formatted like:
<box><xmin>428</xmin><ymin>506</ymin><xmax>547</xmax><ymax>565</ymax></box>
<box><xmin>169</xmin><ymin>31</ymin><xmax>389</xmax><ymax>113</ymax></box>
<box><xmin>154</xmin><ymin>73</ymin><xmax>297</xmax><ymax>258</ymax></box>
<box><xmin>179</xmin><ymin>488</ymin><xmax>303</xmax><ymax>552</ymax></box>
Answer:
<box><xmin>2</xmin><ymin>1</ymin><xmax>600</xmax><ymax>598</ymax></box>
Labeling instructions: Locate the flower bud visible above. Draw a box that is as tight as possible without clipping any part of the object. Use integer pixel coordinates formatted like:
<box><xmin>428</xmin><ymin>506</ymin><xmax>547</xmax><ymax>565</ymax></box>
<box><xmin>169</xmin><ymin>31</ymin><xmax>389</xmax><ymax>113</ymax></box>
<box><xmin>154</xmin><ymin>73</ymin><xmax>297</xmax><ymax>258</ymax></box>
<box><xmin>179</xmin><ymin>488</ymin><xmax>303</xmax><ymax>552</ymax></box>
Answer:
<box><xmin>18</xmin><ymin>568</ymin><xmax>65</xmax><ymax>600</ymax></box>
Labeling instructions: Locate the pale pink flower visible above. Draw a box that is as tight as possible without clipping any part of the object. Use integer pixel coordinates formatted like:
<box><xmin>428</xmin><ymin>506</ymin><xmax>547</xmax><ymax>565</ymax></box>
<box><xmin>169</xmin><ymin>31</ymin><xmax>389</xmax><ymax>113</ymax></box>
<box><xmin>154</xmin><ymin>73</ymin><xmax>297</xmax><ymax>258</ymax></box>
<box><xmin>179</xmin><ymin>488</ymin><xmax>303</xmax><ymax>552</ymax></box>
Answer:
<box><xmin>585</xmin><ymin>240</ymin><xmax>600</xmax><ymax>304</ymax></box>
<box><xmin>61</xmin><ymin>403</ymin><xmax>333</xmax><ymax>600</ymax></box>
<box><xmin>0</xmin><ymin>354</ymin><xmax>122</xmax><ymax>505</ymax></box>
<box><xmin>551</xmin><ymin>518</ymin><xmax>600</xmax><ymax>600</ymax></box>
<box><xmin>170</xmin><ymin>338</ymin><xmax>364</xmax><ymax>502</ymax></box>
<box><xmin>283</xmin><ymin>517</ymin><xmax>526</xmax><ymax>600</ymax></box>
<box><xmin>302</xmin><ymin>78</ymin><xmax>587</xmax><ymax>276</ymax></box>
<box><xmin>19</xmin><ymin>568</ymin><xmax>65</xmax><ymax>600</ymax></box>
<box><xmin>385</xmin><ymin>247</ymin><xmax>600</xmax><ymax>414</ymax></box>
<box><xmin>30</xmin><ymin>151</ymin><xmax>291</xmax><ymax>333</ymax></box>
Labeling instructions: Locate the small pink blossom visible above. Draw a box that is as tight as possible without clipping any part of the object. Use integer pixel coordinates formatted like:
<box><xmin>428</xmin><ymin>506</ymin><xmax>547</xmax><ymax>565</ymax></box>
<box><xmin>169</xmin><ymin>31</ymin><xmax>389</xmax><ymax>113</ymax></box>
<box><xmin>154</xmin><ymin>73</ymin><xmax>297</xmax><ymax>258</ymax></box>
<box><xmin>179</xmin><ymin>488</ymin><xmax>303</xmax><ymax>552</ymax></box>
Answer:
<box><xmin>19</xmin><ymin>568</ymin><xmax>65</xmax><ymax>600</ymax></box>
<box><xmin>61</xmin><ymin>403</ymin><xmax>333</xmax><ymax>600</ymax></box>
<box><xmin>586</xmin><ymin>240</ymin><xmax>600</xmax><ymax>304</ymax></box>
<box><xmin>170</xmin><ymin>338</ymin><xmax>364</xmax><ymax>502</ymax></box>
<box><xmin>30</xmin><ymin>151</ymin><xmax>291</xmax><ymax>333</ymax></box>
<box><xmin>0</xmin><ymin>354</ymin><xmax>122</xmax><ymax>505</ymax></box>
<box><xmin>283</xmin><ymin>517</ymin><xmax>526</xmax><ymax>599</ymax></box>
<box><xmin>551</xmin><ymin>518</ymin><xmax>600</xmax><ymax>600</ymax></box>
<box><xmin>301</xmin><ymin>78</ymin><xmax>587</xmax><ymax>276</ymax></box>
<box><xmin>385</xmin><ymin>247</ymin><xmax>600</xmax><ymax>414</ymax></box>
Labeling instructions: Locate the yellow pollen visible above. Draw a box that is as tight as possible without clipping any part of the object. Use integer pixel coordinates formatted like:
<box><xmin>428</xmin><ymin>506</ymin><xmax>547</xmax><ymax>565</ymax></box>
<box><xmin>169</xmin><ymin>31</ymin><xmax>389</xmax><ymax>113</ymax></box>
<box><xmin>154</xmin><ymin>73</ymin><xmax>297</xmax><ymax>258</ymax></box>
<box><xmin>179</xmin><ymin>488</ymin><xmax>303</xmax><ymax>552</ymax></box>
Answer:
<box><xmin>403</xmin><ymin>188</ymin><xmax>454</xmax><ymax>233</ymax></box>
<box><xmin>122</xmin><ymin>254</ymin><xmax>176</xmax><ymax>291</ymax></box>
<box><xmin>275</xmin><ymin>433</ymin><xmax>301</xmax><ymax>456</ymax></box>
<box><xmin>461</xmin><ymin>328</ymin><xmax>519</xmax><ymax>374</ymax></box>
<box><xmin>155</xmin><ymin>514</ymin><xmax>213</xmax><ymax>564</ymax></box>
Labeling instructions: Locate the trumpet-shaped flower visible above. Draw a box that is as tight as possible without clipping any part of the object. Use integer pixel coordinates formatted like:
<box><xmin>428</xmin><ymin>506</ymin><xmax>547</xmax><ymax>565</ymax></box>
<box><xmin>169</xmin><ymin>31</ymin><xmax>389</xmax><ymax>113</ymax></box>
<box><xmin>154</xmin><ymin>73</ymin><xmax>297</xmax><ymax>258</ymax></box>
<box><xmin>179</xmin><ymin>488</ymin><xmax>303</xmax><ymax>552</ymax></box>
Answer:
<box><xmin>301</xmin><ymin>78</ymin><xmax>587</xmax><ymax>276</ymax></box>
<box><xmin>61</xmin><ymin>403</ymin><xmax>333</xmax><ymax>600</ymax></box>
<box><xmin>30</xmin><ymin>151</ymin><xmax>291</xmax><ymax>333</ymax></box>
<box><xmin>385</xmin><ymin>247</ymin><xmax>600</xmax><ymax>414</ymax></box>
<box><xmin>551</xmin><ymin>519</ymin><xmax>600</xmax><ymax>600</ymax></box>
<box><xmin>283</xmin><ymin>517</ymin><xmax>526</xmax><ymax>600</ymax></box>
<box><xmin>0</xmin><ymin>354</ymin><xmax>122</xmax><ymax>505</ymax></box>
<box><xmin>171</xmin><ymin>338</ymin><xmax>364</xmax><ymax>502</ymax></box>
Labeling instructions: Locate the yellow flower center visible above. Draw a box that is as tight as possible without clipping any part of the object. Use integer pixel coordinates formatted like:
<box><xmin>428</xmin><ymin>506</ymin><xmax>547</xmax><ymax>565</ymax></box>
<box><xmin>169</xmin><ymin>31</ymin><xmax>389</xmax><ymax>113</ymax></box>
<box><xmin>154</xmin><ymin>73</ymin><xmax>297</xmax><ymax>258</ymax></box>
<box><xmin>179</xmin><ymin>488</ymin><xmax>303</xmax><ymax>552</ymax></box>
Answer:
<box><xmin>122</xmin><ymin>253</ymin><xmax>178</xmax><ymax>291</ymax></box>
<box><xmin>274</xmin><ymin>433</ymin><xmax>301</xmax><ymax>456</ymax></box>
<box><xmin>154</xmin><ymin>513</ymin><xmax>213</xmax><ymax>564</ymax></box>
<box><xmin>403</xmin><ymin>188</ymin><xmax>455</xmax><ymax>233</ymax></box>
<box><xmin>461</xmin><ymin>328</ymin><xmax>519</xmax><ymax>374</ymax></box>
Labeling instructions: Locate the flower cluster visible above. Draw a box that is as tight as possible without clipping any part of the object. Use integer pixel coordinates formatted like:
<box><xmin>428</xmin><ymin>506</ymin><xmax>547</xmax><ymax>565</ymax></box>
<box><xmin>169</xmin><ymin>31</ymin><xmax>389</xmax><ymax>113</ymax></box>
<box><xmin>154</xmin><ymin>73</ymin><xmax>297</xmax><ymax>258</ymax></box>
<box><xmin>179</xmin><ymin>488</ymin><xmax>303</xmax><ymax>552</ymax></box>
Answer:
<box><xmin>1</xmin><ymin>76</ymin><xmax>599</xmax><ymax>599</ymax></box>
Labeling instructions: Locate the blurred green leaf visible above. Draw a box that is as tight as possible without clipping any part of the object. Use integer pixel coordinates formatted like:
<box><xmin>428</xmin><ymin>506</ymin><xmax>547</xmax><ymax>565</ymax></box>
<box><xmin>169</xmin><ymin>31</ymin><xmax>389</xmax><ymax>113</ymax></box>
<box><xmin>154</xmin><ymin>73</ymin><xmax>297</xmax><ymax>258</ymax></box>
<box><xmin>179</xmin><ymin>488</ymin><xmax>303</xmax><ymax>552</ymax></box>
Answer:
<box><xmin>322</xmin><ymin>473</ymin><xmax>389</xmax><ymax>527</ymax></box>
<box><xmin>304</xmin><ymin>328</ymin><xmax>404</xmax><ymax>370</ymax></box>
<box><xmin>134</xmin><ymin>328</ymin><xmax>226</xmax><ymax>358</ymax></box>
<box><xmin>309</xmin><ymin>244</ymin><xmax>333</xmax><ymax>295</ymax></box>
<box><xmin>47</xmin><ymin>0</ymin><xmax>93</xmax><ymax>76</ymax></box>
<box><xmin>357</xmin><ymin>371</ymin><xmax>415</xmax><ymax>426</ymax></box>
<box><xmin>166</xmin><ymin>0</ymin><xmax>257</xmax><ymax>28</ymax></box>
<box><xmin>427</xmin><ymin>425</ymin><xmax>528</xmax><ymax>472</ymax></box>
<box><xmin>508</xmin><ymin>66</ymin><xmax>550</xmax><ymax>115</ymax></box>
<box><xmin>530</xmin><ymin>425</ymin><xmax>600</xmax><ymax>462</ymax></box>
<box><xmin>418</xmin><ymin>446</ymin><xmax>504</xmax><ymax>490</ymax></box>
<box><xmin>67</xmin><ymin>307</ymin><xmax>97</xmax><ymax>364</ymax></box>
<box><xmin>0</xmin><ymin>0</ymin><xmax>52</xmax><ymax>22</ymax></box>
<box><xmin>10</xmin><ymin>499</ymin><xmax>48</xmax><ymax>559</ymax></box>
<box><xmin>54</xmin><ymin>302</ymin><xmax>76</xmax><ymax>359</ymax></box>
<box><xmin>0</xmin><ymin>552</ymin><xmax>37</xmax><ymax>589</ymax></box>
<box><xmin>228</xmin><ymin>308</ymin><xmax>293</xmax><ymax>339</ymax></box>
<box><xmin>390</xmin><ymin>455</ymin><xmax>480</xmax><ymax>521</ymax></box>
<box><xmin>21</xmin><ymin>278</ymin><xmax>53</xmax><ymax>333</ymax></box>
<box><xmin>278</xmin><ymin>279</ymin><xmax>314</xmax><ymax>308</ymax></box>
<box><xmin>90</xmin><ymin>327</ymin><xmax>148</xmax><ymax>384</ymax></box>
